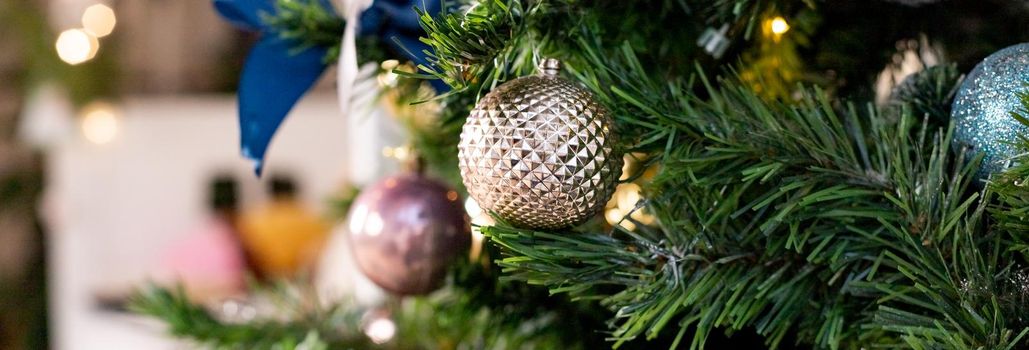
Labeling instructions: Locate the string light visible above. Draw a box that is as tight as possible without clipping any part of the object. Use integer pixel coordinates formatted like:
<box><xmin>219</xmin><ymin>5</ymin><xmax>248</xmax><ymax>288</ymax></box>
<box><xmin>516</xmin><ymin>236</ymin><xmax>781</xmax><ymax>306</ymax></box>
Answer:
<box><xmin>55</xmin><ymin>29</ymin><xmax>99</xmax><ymax>65</ymax></box>
<box><xmin>82</xmin><ymin>4</ymin><xmax>117</xmax><ymax>37</ymax></box>
<box><xmin>80</xmin><ymin>102</ymin><xmax>119</xmax><ymax>144</ymax></box>
<box><xmin>616</xmin><ymin>183</ymin><xmax>643</xmax><ymax>212</ymax></box>
<box><xmin>769</xmin><ymin>16</ymin><xmax>790</xmax><ymax>36</ymax></box>
<box><xmin>605</xmin><ymin>207</ymin><xmax>633</xmax><ymax>231</ymax></box>
<box><xmin>604</xmin><ymin>154</ymin><xmax>658</xmax><ymax>231</ymax></box>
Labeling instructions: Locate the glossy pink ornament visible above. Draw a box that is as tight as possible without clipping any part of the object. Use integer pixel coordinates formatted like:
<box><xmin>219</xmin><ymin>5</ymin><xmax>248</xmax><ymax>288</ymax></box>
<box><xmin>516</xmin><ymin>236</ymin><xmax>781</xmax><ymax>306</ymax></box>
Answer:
<box><xmin>346</xmin><ymin>173</ymin><xmax>470</xmax><ymax>295</ymax></box>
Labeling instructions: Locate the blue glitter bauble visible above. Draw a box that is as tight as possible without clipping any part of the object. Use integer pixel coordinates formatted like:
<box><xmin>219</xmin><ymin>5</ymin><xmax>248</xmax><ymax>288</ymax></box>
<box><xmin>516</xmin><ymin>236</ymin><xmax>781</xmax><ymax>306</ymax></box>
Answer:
<box><xmin>951</xmin><ymin>43</ymin><xmax>1029</xmax><ymax>178</ymax></box>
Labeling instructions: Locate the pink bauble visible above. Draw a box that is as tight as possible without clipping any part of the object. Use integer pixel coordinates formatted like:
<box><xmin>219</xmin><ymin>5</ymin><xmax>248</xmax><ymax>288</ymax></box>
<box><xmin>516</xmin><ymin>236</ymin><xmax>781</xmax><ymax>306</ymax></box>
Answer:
<box><xmin>346</xmin><ymin>174</ymin><xmax>470</xmax><ymax>295</ymax></box>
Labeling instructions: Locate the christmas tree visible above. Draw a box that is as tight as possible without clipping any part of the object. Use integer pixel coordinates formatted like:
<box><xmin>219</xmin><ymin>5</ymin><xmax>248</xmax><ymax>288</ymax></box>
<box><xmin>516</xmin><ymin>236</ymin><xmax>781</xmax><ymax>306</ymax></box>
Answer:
<box><xmin>134</xmin><ymin>0</ymin><xmax>1029</xmax><ymax>349</ymax></box>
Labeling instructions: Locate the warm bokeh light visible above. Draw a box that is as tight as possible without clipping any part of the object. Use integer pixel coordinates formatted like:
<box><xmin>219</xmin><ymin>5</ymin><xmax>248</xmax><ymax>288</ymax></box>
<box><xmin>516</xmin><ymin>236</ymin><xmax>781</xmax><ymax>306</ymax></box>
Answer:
<box><xmin>770</xmin><ymin>16</ymin><xmax>790</xmax><ymax>35</ymax></box>
<box><xmin>469</xmin><ymin>228</ymin><xmax>485</xmax><ymax>260</ymax></box>
<box><xmin>463</xmin><ymin>198</ymin><xmax>494</xmax><ymax>225</ymax></box>
<box><xmin>604</xmin><ymin>182</ymin><xmax>656</xmax><ymax>231</ymax></box>
<box><xmin>364</xmin><ymin>316</ymin><xmax>396</xmax><ymax>344</ymax></box>
<box><xmin>381</xmin><ymin>146</ymin><xmax>410</xmax><ymax>161</ymax></box>
<box><xmin>55</xmin><ymin>29</ymin><xmax>99</xmax><ymax>65</ymax></box>
<box><xmin>220</xmin><ymin>299</ymin><xmax>257</xmax><ymax>322</ymax></box>
<box><xmin>80</xmin><ymin>102</ymin><xmax>119</xmax><ymax>144</ymax></box>
<box><xmin>465</xmin><ymin>198</ymin><xmax>491</xmax><ymax>260</ymax></box>
<box><xmin>82</xmin><ymin>4</ymin><xmax>117</xmax><ymax>37</ymax></box>
<box><xmin>616</xmin><ymin>183</ymin><xmax>642</xmax><ymax>212</ymax></box>
<box><xmin>604</xmin><ymin>207</ymin><xmax>627</xmax><ymax>228</ymax></box>
<box><xmin>464</xmin><ymin>198</ymin><xmax>482</xmax><ymax>219</ymax></box>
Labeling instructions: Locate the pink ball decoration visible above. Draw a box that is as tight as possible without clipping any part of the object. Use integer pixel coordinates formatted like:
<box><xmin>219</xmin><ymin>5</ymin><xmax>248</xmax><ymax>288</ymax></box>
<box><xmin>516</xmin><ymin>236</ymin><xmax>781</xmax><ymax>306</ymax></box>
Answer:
<box><xmin>346</xmin><ymin>173</ymin><xmax>470</xmax><ymax>295</ymax></box>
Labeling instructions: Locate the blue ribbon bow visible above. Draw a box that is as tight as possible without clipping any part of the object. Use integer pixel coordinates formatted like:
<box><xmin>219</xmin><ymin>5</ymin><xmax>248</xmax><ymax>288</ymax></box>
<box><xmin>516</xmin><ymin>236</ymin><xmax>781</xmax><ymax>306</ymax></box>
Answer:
<box><xmin>213</xmin><ymin>0</ymin><xmax>443</xmax><ymax>175</ymax></box>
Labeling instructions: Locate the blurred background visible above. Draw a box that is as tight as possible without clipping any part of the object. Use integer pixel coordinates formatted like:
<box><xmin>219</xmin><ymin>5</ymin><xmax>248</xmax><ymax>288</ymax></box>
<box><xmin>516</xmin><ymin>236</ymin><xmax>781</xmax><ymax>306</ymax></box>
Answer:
<box><xmin>1</xmin><ymin>1</ymin><xmax>403</xmax><ymax>349</ymax></box>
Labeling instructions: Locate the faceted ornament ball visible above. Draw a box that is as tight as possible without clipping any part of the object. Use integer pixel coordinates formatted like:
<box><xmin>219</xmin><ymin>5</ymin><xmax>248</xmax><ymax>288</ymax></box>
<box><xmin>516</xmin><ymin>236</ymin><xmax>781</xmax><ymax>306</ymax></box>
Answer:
<box><xmin>458</xmin><ymin>59</ymin><xmax>622</xmax><ymax>230</ymax></box>
<box><xmin>951</xmin><ymin>43</ymin><xmax>1029</xmax><ymax>178</ymax></box>
<box><xmin>346</xmin><ymin>174</ymin><xmax>470</xmax><ymax>295</ymax></box>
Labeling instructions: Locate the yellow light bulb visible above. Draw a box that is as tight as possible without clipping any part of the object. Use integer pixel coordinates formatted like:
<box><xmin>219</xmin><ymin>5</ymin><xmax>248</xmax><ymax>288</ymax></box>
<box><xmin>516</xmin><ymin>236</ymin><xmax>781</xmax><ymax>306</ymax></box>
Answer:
<box><xmin>616</xmin><ymin>183</ymin><xmax>642</xmax><ymax>212</ymax></box>
<box><xmin>55</xmin><ymin>29</ymin><xmax>99</xmax><ymax>65</ymax></box>
<box><xmin>82</xmin><ymin>4</ymin><xmax>117</xmax><ymax>37</ymax></box>
<box><xmin>770</xmin><ymin>17</ymin><xmax>790</xmax><ymax>35</ymax></box>
<box><xmin>605</xmin><ymin>207</ymin><xmax>623</xmax><ymax>226</ymax></box>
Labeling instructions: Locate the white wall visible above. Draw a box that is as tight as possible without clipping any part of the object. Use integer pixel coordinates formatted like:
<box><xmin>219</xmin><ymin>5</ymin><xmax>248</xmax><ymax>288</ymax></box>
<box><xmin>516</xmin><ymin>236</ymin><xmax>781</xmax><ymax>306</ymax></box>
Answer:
<box><xmin>46</xmin><ymin>92</ymin><xmax>393</xmax><ymax>349</ymax></box>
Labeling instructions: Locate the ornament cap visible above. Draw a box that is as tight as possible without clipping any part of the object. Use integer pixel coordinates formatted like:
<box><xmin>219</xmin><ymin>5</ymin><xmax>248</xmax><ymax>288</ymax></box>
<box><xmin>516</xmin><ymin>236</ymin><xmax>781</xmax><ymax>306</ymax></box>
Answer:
<box><xmin>539</xmin><ymin>58</ymin><xmax>561</xmax><ymax>76</ymax></box>
<box><xmin>402</xmin><ymin>148</ymin><xmax>427</xmax><ymax>175</ymax></box>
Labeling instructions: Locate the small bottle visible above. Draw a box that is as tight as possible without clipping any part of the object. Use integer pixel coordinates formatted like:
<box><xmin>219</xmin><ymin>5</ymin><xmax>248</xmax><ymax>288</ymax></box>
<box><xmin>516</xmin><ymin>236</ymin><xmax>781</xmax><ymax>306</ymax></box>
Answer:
<box><xmin>239</xmin><ymin>174</ymin><xmax>329</xmax><ymax>280</ymax></box>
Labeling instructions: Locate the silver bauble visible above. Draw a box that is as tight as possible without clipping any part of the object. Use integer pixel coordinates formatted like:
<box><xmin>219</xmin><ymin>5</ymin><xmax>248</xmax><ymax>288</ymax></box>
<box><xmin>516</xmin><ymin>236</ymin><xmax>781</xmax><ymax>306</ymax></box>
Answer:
<box><xmin>458</xmin><ymin>59</ymin><xmax>622</xmax><ymax>230</ymax></box>
<box><xmin>951</xmin><ymin>43</ymin><xmax>1029</xmax><ymax>178</ymax></box>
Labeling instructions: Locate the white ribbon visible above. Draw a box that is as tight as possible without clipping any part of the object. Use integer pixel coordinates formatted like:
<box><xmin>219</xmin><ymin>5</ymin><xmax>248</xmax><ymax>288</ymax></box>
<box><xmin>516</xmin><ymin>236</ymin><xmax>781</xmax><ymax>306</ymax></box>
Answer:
<box><xmin>335</xmin><ymin>0</ymin><xmax>375</xmax><ymax>117</ymax></box>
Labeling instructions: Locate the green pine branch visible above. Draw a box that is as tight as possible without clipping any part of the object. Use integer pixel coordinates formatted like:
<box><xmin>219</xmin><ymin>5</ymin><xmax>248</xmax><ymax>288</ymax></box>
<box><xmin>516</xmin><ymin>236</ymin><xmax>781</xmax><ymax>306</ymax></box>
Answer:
<box><xmin>131</xmin><ymin>285</ymin><xmax>369</xmax><ymax>349</ymax></box>
<box><xmin>887</xmin><ymin>64</ymin><xmax>963</xmax><ymax>129</ymax></box>
<box><xmin>483</xmin><ymin>65</ymin><xmax>1002</xmax><ymax>348</ymax></box>
<box><xmin>132</xmin><ymin>252</ymin><xmax>609</xmax><ymax>349</ymax></box>
<box><xmin>414</xmin><ymin>0</ymin><xmax>813</xmax><ymax>101</ymax></box>
<box><xmin>989</xmin><ymin>90</ymin><xmax>1029</xmax><ymax>246</ymax></box>
<box><xmin>416</xmin><ymin>1</ymin><xmax>1029</xmax><ymax>349</ymax></box>
<box><xmin>485</xmin><ymin>59</ymin><xmax>1029</xmax><ymax>350</ymax></box>
<box><xmin>261</xmin><ymin>0</ymin><xmax>387</xmax><ymax>64</ymax></box>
